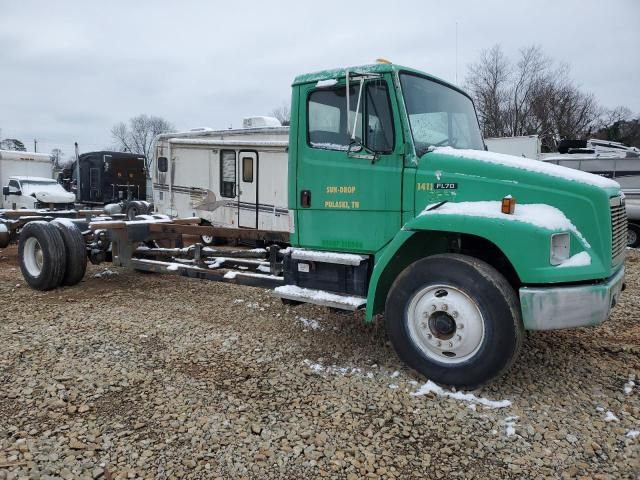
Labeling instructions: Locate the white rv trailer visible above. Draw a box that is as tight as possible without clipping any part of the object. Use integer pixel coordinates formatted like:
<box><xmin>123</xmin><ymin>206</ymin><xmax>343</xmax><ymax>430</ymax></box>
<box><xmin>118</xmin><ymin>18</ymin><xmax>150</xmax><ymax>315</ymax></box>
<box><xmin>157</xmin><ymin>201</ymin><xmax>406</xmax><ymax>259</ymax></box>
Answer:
<box><xmin>0</xmin><ymin>150</ymin><xmax>54</xmax><ymax>209</ymax></box>
<box><xmin>153</xmin><ymin>118</ymin><xmax>290</xmax><ymax>234</ymax></box>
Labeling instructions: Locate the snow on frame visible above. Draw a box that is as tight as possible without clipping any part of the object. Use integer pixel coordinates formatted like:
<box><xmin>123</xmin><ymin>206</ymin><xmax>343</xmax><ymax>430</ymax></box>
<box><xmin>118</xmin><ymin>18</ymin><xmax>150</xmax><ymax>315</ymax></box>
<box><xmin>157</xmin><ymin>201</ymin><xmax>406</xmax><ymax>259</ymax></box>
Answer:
<box><xmin>420</xmin><ymin>201</ymin><xmax>591</xmax><ymax>248</ymax></box>
<box><xmin>411</xmin><ymin>380</ymin><xmax>512</xmax><ymax>409</ymax></box>
<box><xmin>434</xmin><ymin>146</ymin><xmax>620</xmax><ymax>189</ymax></box>
<box><xmin>275</xmin><ymin>285</ymin><xmax>366</xmax><ymax>308</ymax></box>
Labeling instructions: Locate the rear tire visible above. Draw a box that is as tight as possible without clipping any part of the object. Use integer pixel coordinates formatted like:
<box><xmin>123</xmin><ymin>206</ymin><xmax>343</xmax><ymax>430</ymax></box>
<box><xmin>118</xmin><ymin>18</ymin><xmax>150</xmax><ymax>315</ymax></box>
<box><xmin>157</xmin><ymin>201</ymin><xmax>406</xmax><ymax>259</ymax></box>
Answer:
<box><xmin>0</xmin><ymin>224</ymin><xmax>10</xmax><ymax>249</ymax></box>
<box><xmin>628</xmin><ymin>223</ymin><xmax>640</xmax><ymax>248</ymax></box>
<box><xmin>18</xmin><ymin>222</ymin><xmax>67</xmax><ymax>291</ymax></box>
<box><xmin>385</xmin><ymin>253</ymin><xmax>523</xmax><ymax>388</ymax></box>
<box><xmin>51</xmin><ymin>219</ymin><xmax>87</xmax><ymax>286</ymax></box>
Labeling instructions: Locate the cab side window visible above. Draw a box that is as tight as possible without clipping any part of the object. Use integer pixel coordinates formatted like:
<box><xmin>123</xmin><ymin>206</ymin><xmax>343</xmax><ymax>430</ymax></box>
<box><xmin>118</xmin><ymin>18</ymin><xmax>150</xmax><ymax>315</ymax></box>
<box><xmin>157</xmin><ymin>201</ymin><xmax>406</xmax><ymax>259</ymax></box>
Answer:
<box><xmin>308</xmin><ymin>86</ymin><xmax>361</xmax><ymax>150</ymax></box>
<box><xmin>8</xmin><ymin>179</ymin><xmax>20</xmax><ymax>192</ymax></box>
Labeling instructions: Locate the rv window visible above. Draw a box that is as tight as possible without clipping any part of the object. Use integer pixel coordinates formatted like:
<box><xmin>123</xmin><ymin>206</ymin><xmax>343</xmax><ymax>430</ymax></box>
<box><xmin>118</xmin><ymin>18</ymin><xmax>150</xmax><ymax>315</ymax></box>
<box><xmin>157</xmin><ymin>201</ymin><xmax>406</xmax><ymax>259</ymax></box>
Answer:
<box><xmin>308</xmin><ymin>86</ymin><xmax>362</xmax><ymax>151</ymax></box>
<box><xmin>220</xmin><ymin>150</ymin><xmax>236</xmax><ymax>198</ymax></box>
<box><xmin>157</xmin><ymin>156</ymin><xmax>168</xmax><ymax>173</ymax></box>
<box><xmin>242</xmin><ymin>157</ymin><xmax>254</xmax><ymax>183</ymax></box>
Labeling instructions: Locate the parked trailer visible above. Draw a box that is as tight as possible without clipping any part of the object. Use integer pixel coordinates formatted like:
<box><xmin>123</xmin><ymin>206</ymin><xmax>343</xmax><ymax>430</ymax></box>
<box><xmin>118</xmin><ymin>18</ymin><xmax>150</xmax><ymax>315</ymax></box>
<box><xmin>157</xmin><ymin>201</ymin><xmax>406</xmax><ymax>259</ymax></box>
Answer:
<box><xmin>152</xmin><ymin>119</ymin><xmax>290</xmax><ymax>242</ymax></box>
<box><xmin>17</xmin><ymin>62</ymin><xmax>627</xmax><ymax>388</ymax></box>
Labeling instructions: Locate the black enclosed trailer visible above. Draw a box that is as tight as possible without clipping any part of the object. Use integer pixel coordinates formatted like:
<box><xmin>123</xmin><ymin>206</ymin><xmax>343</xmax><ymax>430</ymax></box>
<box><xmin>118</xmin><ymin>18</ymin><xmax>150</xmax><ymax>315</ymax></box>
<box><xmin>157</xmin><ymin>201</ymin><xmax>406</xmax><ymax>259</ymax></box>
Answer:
<box><xmin>60</xmin><ymin>151</ymin><xmax>147</xmax><ymax>204</ymax></box>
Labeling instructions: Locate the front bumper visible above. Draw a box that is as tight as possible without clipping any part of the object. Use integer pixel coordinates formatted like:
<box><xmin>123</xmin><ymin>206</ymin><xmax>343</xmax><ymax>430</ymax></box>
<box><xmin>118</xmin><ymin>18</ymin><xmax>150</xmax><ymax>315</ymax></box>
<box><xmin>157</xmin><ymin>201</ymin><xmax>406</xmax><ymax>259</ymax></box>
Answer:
<box><xmin>519</xmin><ymin>266</ymin><xmax>625</xmax><ymax>330</ymax></box>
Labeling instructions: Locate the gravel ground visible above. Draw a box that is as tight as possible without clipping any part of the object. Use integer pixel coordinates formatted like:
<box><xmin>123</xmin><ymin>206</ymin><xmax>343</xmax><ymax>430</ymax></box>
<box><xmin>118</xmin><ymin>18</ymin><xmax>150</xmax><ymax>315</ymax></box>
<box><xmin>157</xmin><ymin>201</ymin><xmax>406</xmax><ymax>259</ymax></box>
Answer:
<box><xmin>0</xmin><ymin>245</ymin><xmax>638</xmax><ymax>479</ymax></box>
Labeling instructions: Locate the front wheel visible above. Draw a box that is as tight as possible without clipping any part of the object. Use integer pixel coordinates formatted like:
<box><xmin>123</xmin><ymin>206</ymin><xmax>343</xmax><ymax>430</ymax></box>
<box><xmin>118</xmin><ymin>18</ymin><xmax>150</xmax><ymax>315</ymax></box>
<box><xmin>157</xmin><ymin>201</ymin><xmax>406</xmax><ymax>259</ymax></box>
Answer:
<box><xmin>385</xmin><ymin>254</ymin><xmax>523</xmax><ymax>388</ymax></box>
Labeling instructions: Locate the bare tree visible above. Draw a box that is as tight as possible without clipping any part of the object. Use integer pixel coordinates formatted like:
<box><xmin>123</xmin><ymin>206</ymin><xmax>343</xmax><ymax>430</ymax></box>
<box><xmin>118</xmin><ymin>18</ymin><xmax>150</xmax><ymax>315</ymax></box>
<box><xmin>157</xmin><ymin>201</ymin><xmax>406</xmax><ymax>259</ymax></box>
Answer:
<box><xmin>465</xmin><ymin>45</ymin><xmax>602</xmax><ymax>151</ymax></box>
<box><xmin>270</xmin><ymin>102</ymin><xmax>290</xmax><ymax>126</ymax></box>
<box><xmin>111</xmin><ymin>114</ymin><xmax>174</xmax><ymax>177</ymax></box>
<box><xmin>50</xmin><ymin>148</ymin><xmax>64</xmax><ymax>168</ymax></box>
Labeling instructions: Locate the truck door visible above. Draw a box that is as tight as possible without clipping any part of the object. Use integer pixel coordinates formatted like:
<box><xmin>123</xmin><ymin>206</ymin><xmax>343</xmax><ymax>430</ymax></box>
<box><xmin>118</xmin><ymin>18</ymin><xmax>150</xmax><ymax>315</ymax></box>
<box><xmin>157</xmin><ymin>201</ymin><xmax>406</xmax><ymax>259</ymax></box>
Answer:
<box><xmin>89</xmin><ymin>167</ymin><xmax>101</xmax><ymax>202</ymax></box>
<box><xmin>238</xmin><ymin>151</ymin><xmax>258</xmax><ymax>228</ymax></box>
<box><xmin>295</xmin><ymin>76</ymin><xmax>403</xmax><ymax>253</ymax></box>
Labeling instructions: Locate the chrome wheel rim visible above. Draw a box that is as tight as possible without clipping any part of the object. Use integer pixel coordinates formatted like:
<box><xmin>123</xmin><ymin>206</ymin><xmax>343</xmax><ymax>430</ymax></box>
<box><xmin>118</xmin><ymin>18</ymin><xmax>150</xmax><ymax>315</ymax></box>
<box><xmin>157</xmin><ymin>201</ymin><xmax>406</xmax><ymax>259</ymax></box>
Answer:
<box><xmin>24</xmin><ymin>237</ymin><xmax>44</xmax><ymax>277</ymax></box>
<box><xmin>406</xmin><ymin>284</ymin><xmax>485</xmax><ymax>364</ymax></box>
<box><xmin>201</xmin><ymin>235</ymin><xmax>214</xmax><ymax>244</ymax></box>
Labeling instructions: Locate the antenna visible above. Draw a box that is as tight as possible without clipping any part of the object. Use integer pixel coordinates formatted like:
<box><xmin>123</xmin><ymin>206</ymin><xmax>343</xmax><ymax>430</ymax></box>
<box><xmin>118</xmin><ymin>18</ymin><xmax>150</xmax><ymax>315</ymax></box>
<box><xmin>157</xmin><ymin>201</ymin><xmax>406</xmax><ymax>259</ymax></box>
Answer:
<box><xmin>455</xmin><ymin>22</ymin><xmax>458</xmax><ymax>85</ymax></box>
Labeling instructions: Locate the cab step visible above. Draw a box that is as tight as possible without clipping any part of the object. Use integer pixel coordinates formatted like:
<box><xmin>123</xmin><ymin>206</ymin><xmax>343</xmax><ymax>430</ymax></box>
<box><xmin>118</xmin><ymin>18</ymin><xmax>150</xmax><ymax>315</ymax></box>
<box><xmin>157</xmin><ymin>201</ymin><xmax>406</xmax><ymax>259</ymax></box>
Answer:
<box><xmin>273</xmin><ymin>285</ymin><xmax>366</xmax><ymax>310</ymax></box>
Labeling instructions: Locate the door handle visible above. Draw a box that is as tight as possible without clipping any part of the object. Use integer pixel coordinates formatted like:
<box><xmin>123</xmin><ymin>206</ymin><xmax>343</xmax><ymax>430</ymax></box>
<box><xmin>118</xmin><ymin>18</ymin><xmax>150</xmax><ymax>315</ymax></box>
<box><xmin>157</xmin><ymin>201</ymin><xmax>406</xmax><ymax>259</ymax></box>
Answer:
<box><xmin>300</xmin><ymin>190</ymin><xmax>311</xmax><ymax>208</ymax></box>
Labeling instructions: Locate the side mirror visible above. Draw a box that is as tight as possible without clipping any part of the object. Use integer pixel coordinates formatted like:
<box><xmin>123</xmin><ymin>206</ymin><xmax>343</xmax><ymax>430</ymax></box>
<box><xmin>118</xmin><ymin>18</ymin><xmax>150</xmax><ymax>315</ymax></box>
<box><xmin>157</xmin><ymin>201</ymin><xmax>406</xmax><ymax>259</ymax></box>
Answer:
<box><xmin>2</xmin><ymin>186</ymin><xmax>9</xmax><ymax>196</ymax></box>
<box><xmin>157</xmin><ymin>156</ymin><xmax>168</xmax><ymax>173</ymax></box>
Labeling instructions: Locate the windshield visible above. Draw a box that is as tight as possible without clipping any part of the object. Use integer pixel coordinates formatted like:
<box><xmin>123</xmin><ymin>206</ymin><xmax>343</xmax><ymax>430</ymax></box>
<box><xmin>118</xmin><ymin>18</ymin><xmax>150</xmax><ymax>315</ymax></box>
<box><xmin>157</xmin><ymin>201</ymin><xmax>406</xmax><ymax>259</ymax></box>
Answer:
<box><xmin>400</xmin><ymin>73</ymin><xmax>484</xmax><ymax>156</ymax></box>
<box><xmin>20</xmin><ymin>180</ymin><xmax>66</xmax><ymax>195</ymax></box>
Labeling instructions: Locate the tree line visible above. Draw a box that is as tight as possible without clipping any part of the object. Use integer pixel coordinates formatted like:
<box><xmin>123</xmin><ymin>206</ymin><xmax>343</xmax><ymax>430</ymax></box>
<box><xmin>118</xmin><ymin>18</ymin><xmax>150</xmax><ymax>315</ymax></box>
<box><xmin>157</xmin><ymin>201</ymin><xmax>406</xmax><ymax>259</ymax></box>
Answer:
<box><xmin>464</xmin><ymin>44</ymin><xmax>638</xmax><ymax>151</ymax></box>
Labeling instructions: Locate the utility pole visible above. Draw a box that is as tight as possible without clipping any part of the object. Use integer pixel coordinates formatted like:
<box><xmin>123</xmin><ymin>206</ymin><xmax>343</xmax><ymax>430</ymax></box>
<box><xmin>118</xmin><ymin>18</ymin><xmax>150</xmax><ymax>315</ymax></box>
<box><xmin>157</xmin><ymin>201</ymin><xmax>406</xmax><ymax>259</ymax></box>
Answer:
<box><xmin>34</xmin><ymin>138</ymin><xmax>38</xmax><ymax>152</ymax></box>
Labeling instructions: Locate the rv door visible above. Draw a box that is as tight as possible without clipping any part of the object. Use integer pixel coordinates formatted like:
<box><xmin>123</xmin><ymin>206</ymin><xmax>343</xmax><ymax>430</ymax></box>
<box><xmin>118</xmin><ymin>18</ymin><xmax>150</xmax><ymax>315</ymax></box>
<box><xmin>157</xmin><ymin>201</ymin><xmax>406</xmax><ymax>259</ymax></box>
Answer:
<box><xmin>238</xmin><ymin>151</ymin><xmax>258</xmax><ymax>228</ymax></box>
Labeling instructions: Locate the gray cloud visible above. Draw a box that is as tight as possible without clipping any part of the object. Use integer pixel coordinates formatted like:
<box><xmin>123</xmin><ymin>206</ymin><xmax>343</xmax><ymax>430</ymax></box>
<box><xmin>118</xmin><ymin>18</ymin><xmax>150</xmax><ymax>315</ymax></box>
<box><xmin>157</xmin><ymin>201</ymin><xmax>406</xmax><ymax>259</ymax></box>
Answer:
<box><xmin>1</xmin><ymin>0</ymin><xmax>638</xmax><ymax>155</ymax></box>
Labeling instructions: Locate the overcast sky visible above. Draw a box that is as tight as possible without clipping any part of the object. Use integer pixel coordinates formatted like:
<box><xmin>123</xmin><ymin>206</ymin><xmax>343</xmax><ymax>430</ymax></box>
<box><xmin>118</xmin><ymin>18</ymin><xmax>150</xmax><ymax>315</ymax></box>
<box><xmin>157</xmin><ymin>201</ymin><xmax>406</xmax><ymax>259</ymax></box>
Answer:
<box><xmin>1</xmin><ymin>0</ymin><xmax>638</xmax><ymax>156</ymax></box>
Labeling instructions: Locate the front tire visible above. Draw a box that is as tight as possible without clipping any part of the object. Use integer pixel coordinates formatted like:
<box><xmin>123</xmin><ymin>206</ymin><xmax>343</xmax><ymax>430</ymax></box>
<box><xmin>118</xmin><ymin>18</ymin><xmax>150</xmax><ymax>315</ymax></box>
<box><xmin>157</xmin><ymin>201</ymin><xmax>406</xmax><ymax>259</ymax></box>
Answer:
<box><xmin>18</xmin><ymin>222</ymin><xmax>67</xmax><ymax>291</ymax></box>
<box><xmin>385</xmin><ymin>254</ymin><xmax>523</xmax><ymax>388</ymax></box>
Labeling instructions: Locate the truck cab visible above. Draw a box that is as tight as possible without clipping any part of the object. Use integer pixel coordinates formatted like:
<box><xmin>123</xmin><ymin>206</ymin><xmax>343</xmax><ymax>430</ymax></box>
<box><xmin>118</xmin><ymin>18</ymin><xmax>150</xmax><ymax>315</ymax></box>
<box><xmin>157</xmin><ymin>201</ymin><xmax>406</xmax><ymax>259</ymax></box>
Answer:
<box><xmin>281</xmin><ymin>62</ymin><xmax>626</xmax><ymax>386</ymax></box>
<box><xmin>2</xmin><ymin>176</ymin><xmax>76</xmax><ymax>210</ymax></box>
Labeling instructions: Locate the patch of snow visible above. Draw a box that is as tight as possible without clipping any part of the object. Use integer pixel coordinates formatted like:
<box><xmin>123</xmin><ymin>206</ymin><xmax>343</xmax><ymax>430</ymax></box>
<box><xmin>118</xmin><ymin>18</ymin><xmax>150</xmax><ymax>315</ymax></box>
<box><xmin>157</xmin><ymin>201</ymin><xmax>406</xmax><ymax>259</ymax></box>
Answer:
<box><xmin>291</xmin><ymin>248</ymin><xmax>366</xmax><ymax>266</ymax></box>
<box><xmin>233</xmin><ymin>299</ymin><xmax>244</xmax><ymax>304</ymax></box>
<box><xmin>411</xmin><ymin>380</ymin><xmax>512</xmax><ymax>409</ymax></box>
<box><xmin>604</xmin><ymin>411</ymin><xmax>619</xmax><ymax>422</ymax></box>
<box><xmin>296</xmin><ymin>317</ymin><xmax>322</xmax><ymax>331</ymax></box>
<box><xmin>224</xmin><ymin>271</ymin><xmax>237</xmax><ymax>279</ymax></box>
<box><xmin>257</xmin><ymin>264</ymin><xmax>271</xmax><ymax>273</ymax></box>
<box><xmin>390</xmin><ymin>371</ymin><xmax>400</xmax><ymax>378</ymax></box>
<box><xmin>275</xmin><ymin>285</ymin><xmax>366</xmax><ymax>308</ymax></box>
<box><xmin>93</xmin><ymin>269</ymin><xmax>118</xmax><ymax>278</ymax></box>
<box><xmin>302</xmin><ymin>359</ymin><xmax>364</xmax><ymax>377</ymax></box>
<box><xmin>389</xmin><ymin>384</ymin><xmax>399</xmax><ymax>389</ymax></box>
<box><xmin>626</xmin><ymin>430</ymin><xmax>639</xmax><ymax>439</ymax></box>
<box><xmin>316</xmin><ymin>79</ymin><xmax>338</xmax><ymax>87</ymax></box>
<box><xmin>467</xmin><ymin>404</ymin><xmax>477</xmax><ymax>411</ymax></box>
<box><xmin>557</xmin><ymin>251</ymin><xmax>591</xmax><ymax>268</ymax></box>
<box><xmin>310</xmin><ymin>142</ymin><xmax>349</xmax><ymax>151</ymax></box>
<box><xmin>434</xmin><ymin>146</ymin><xmax>620</xmax><ymax>189</ymax></box>
<box><xmin>166</xmin><ymin>264</ymin><xmax>179</xmax><ymax>271</ymax></box>
<box><xmin>0</xmin><ymin>223</ymin><xmax>7</xmax><ymax>234</ymax></box>
<box><xmin>421</xmin><ymin>201</ymin><xmax>590</xmax><ymax>248</ymax></box>
<box><xmin>623</xmin><ymin>380</ymin><xmax>635</xmax><ymax>395</ymax></box>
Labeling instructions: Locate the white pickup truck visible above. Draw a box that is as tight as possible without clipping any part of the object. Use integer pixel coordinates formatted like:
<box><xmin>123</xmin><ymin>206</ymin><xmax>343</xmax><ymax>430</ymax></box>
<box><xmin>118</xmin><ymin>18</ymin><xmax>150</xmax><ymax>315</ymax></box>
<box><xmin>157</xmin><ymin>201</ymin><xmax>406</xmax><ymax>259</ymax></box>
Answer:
<box><xmin>2</xmin><ymin>176</ymin><xmax>76</xmax><ymax>210</ymax></box>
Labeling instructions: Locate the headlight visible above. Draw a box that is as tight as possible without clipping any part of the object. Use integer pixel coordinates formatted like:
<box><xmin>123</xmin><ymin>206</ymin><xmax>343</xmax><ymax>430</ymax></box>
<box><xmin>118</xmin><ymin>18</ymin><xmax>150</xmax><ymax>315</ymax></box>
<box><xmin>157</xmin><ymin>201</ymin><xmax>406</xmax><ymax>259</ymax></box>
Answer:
<box><xmin>550</xmin><ymin>233</ymin><xmax>570</xmax><ymax>265</ymax></box>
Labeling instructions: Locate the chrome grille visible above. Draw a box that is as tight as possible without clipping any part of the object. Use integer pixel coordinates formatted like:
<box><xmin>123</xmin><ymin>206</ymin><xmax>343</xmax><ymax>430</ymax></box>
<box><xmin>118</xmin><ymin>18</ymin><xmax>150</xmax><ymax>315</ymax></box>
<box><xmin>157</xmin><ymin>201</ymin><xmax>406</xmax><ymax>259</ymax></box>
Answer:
<box><xmin>610</xmin><ymin>196</ymin><xmax>627</xmax><ymax>264</ymax></box>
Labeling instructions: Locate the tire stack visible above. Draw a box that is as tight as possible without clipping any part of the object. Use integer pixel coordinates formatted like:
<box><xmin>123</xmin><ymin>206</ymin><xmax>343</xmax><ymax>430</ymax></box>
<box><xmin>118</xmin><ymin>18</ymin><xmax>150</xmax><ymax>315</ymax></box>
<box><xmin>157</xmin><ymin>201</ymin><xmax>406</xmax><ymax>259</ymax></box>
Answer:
<box><xmin>18</xmin><ymin>220</ymin><xmax>87</xmax><ymax>291</ymax></box>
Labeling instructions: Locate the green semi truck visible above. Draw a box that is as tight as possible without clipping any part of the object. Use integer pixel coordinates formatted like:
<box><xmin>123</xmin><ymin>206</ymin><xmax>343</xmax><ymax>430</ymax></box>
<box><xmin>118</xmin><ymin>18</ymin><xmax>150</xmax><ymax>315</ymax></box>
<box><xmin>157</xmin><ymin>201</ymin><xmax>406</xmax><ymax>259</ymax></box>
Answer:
<box><xmin>16</xmin><ymin>62</ymin><xmax>627</xmax><ymax>387</ymax></box>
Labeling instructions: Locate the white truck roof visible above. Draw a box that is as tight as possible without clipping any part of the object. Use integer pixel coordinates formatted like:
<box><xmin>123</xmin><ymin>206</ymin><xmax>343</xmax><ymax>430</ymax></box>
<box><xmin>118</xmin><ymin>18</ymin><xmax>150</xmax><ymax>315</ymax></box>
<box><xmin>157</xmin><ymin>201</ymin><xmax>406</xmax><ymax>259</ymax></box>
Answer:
<box><xmin>0</xmin><ymin>149</ymin><xmax>52</xmax><ymax>163</ymax></box>
<box><xmin>9</xmin><ymin>176</ymin><xmax>58</xmax><ymax>182</ymax></box>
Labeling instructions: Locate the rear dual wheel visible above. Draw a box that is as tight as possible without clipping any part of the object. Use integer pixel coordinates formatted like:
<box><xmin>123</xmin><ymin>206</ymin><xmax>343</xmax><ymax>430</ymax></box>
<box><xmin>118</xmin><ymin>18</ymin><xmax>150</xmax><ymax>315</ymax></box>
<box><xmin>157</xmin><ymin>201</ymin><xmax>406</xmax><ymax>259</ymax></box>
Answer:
<box><xmin>385</xmin><ymin>254</ymin><xmax>523</xmax><ymax>388</ymax></box>
<box><xmin>19</xmin><ymin>221</ymin><xmax>86</xmax><ymax>291</ymax></box>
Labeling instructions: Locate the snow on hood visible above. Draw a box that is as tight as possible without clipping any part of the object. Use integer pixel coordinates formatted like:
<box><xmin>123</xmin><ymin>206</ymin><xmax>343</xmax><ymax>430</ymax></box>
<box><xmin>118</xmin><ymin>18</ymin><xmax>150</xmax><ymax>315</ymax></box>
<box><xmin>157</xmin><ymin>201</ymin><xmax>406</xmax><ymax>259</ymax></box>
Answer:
<box><xmin>421</xmin><ymin>201</ymin><xmax>590</xmax><ymax>248</ymax></box>
<box><xmin>434</xmin><ymin>146</ymin><xmax>620</xmax><ymax>189</ymax></box>
<box><xmin>20</xmin><ymin>181</ymin><xmax>75</xmax><ymax>203</ymax></box>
